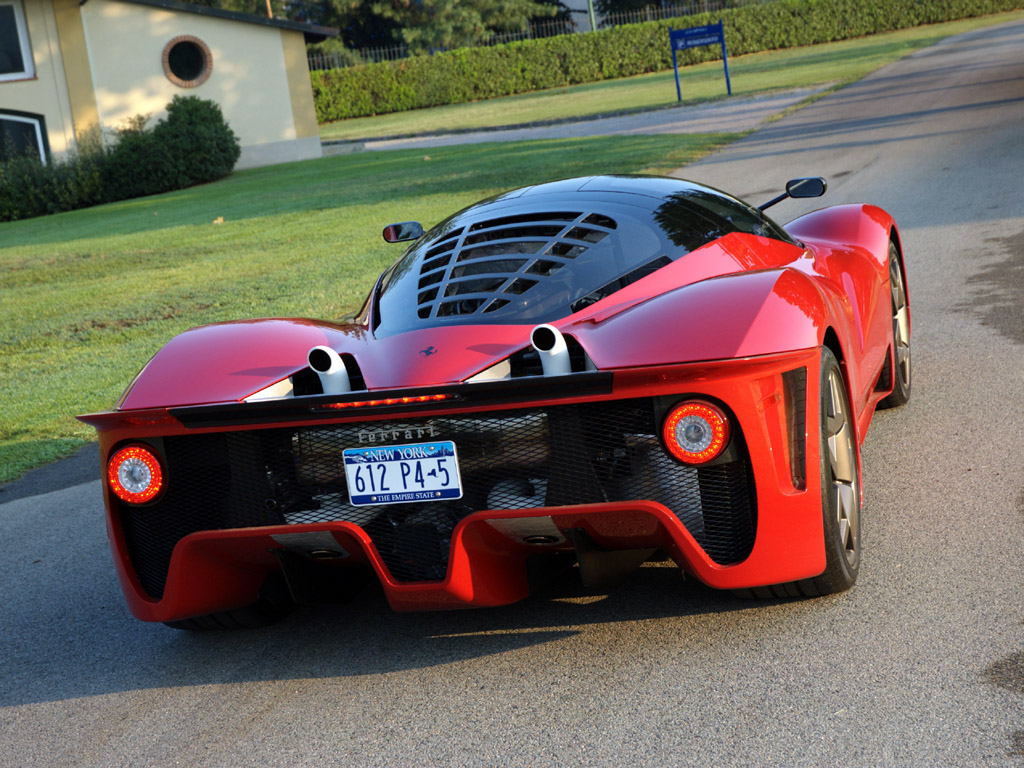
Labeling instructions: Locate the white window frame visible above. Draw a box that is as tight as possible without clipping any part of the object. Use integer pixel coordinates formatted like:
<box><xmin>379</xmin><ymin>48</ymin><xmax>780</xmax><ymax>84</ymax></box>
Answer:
<box><xmin>0</xmin><ymin>112</ymin><xmax>46</xmax><ymax>163</ymax></box>
<box><xmin>0</xmin><ymin>0</ymin><xmax>36</xmax><ymax>83</ymax></box>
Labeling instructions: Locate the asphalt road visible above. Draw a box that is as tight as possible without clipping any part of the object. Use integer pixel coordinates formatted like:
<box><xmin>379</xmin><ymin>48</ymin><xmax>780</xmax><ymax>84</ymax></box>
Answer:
<box><xmin>345</xmin><ymin>87</ymin><xmax>828</xmax><ymax>151</ymax></box>
<box><xmin>2</xmin><ymin>21</ymin><xmax>1023</xmax><ymax>767</ymax></box>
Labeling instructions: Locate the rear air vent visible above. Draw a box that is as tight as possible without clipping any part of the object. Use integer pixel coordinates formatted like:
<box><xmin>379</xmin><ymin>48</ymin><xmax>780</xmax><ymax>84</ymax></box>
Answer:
<box><xmin>415</xmin><ymin>212</ymin><xmax>618</xmax><ymax>320</ymax></box>
<box><xmin>467</xmin><ymin>211</ymin><xmax>581</xmax><ymax>231</ymax></box>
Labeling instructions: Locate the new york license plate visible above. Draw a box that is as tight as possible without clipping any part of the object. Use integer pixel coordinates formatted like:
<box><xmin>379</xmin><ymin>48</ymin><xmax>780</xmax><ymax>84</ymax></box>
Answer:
<box><xmin>342</xmin><ymin>441</ymin><xmax>463</xmax><ymax>507</ymax></box>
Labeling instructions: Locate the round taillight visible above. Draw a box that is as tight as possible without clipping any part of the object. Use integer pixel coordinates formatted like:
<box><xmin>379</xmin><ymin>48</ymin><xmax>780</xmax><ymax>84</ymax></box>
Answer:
<box><xmin>662</xmin><ymin>400</ymin><xmax>730</xmax><ymax>465</ymax></box>
<box><xmin>108</xmin><ymin>445</ymin><xmax>164</xmax><ymax>504</ymax></box>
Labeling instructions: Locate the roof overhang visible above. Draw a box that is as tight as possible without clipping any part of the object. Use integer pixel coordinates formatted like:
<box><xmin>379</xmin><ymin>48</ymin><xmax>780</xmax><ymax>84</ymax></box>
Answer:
<box><xmin>89</xmin><ymin>0</ymin><xmax>339</xmax><ymax>43</ymax></box>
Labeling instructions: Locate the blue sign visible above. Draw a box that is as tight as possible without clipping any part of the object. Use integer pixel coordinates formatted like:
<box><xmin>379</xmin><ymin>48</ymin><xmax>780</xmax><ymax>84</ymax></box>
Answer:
<box><xmin>669</xmin><ymin>20</ymin><xmax>731</xmax><ymax>101</ymax></box>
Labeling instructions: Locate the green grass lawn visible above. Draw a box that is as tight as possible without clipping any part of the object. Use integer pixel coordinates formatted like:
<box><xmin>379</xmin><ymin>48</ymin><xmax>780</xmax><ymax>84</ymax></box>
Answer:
<box><xmin>319</xmin><ymin>11</ymin><xmax>1024</xmax><ymax>142</ymax></box>
<box><xmin>0</xmin><ymin>133</ymin><xmax>735</xmax><ymax>483</ymax></box>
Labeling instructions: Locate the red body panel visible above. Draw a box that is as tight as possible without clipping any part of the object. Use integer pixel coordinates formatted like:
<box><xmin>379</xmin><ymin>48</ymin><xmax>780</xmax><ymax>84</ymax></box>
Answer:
<box><xmin>121</xmin><ymin>320</ymin><xmax>540</xmax><ymax>409</ymax></box>
<box><xmin>78</xmin><ymin>198</ymin><xmax>907</xmax><ymax>623</ymax></box>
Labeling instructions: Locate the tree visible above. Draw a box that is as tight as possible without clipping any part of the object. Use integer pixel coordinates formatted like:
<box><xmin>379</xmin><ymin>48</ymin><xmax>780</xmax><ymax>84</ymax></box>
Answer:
<box><xmin>190</xmin><ymin>0</ymin><xmax>561</xmax><ymax>56</ymax></box>
<box><xmin>292</xmin><ymin>0</ymin><xmax>403</xmax><ymax>50</ymax></box>
<box><xmin>594</xmin><ymin>0</ymin><xmax>668</xmax><ymax>16</ymax></box>
<box><xmin>371</xmin><ymin>0</ymin><xmax>557</xmax><ymax>53</ymax></box>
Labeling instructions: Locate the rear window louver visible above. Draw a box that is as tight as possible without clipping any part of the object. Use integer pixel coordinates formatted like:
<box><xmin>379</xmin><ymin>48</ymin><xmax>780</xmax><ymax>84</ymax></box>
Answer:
<box><xmin>416</xmin><ymin>212</ymin><xmax>616</xmax><ymax>319</ymax></box>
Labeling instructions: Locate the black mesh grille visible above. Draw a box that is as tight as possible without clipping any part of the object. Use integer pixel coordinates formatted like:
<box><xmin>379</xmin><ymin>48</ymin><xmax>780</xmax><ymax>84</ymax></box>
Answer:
<box><xmin>119</xmin><ymin>398</ymin><xmax>757</xmax><ymax>597</ymax></box>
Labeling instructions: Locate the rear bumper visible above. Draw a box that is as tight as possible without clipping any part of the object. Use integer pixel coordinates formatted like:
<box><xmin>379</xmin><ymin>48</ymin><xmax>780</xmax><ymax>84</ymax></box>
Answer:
<box><xmin>88</xmin><ymin>348</ymin><xmax>828</xmax><ymax>622</ymax></box>
<box><xmin>140</xmin><ymin>495</ymin><xmax>825</xmax><ymax>621</ymax></box>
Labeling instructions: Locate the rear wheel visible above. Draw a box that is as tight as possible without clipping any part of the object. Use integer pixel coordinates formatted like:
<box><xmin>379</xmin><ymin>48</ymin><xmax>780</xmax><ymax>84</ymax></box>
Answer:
<box><xmin>808</xmin><ymin>347</ymin><xmax>861</xmax><ymax>593</ymax></box>
<box><xmin>735</xmin><ymin>346</ymin><xmax>860</xmax><ymax>599</ymax></box>
<box><xmin>879</xmin><ymin>242</ymin><xmax>911</xmax><ymax>409</ymax></box>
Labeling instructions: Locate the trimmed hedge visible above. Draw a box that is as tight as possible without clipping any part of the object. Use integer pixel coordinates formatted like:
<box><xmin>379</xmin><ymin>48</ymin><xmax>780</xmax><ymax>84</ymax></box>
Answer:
<box><xmin>0</xmin><ymin>96</ymin><xmax>240</xmax><ymax>223</ymax></box>
<box><xmin>313</xmin><ymin>0</ymin><xmax>1024</xmax><ymax>122</ymax></box>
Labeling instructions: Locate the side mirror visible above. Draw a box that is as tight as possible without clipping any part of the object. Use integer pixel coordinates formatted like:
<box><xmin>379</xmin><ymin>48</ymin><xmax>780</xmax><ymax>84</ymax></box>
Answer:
<box><xmin>758</xmin><ymin>177</ymin><xmax>827</xmax><ymax>212</ymax></box>
<box><xmin>786</xmin><ymin>177</ymin><xmax>827</xmax><ymax>199</ymax></box>
<box><xmin>382</xmin><ymin>221</ymin><xmax>424</xmax><ymax>243</ymax></box>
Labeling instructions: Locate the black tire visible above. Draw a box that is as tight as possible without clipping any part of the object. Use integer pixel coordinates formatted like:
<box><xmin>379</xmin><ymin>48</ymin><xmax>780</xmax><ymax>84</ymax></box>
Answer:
<box><xmin>164</xmin><ymin>575</ymin><xmax>293</xmax><ymax>631</ymax></box>
<box><xmin>879</xmin><ymin>241</ymin><xmax>911</xmax><ymax>409</ymax></box>
<box><xmin>735</xmin><ymin>346</ymin><xmax>860</xmax><ymax>599</ymax></box>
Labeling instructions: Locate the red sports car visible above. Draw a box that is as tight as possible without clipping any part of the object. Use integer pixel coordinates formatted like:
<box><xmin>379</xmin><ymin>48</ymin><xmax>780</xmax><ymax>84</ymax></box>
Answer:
<box><xmin>79</xmin><ymin>175</ymin><xmax>911</xmax><ymax>629</ymax></box>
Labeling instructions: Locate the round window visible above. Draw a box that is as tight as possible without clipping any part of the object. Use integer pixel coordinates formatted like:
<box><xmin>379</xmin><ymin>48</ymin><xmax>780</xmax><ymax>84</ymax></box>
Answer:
<box><xmin>162</xmin><ymin>36</ymin><xmax>212</xmax><ymax>88</ymax></box>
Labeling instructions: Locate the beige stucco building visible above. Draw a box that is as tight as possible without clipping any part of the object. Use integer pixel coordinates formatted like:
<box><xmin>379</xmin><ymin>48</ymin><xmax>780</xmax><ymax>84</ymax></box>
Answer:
<box><xmin>1</xmin><ymin>0</ymin><xmax>334</xmax><ymax>168</ymax></box>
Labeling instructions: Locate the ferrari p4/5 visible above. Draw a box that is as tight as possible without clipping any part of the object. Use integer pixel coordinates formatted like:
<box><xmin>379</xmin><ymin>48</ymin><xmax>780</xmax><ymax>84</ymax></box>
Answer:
<box><xmin>79</xmin><ymin>175</ymin><xmax>911</xmax><ymax>629</ymax></box>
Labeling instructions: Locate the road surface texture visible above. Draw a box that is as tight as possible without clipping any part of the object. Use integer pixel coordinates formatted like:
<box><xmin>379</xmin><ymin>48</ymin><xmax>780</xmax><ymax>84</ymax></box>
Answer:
<box><xmin>1</xmin><ymin>20</ymin><xmax>1022</xmax><ymax>767</ymax></box>
<box><xmin>328</xmin><ymin>87</ymin><xmax>828</xmax><ymax>153</ymax></box>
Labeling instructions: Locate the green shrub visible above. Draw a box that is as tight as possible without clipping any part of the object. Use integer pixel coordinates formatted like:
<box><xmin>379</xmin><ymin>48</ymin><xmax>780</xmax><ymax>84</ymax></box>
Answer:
<box><xmin>152</xmin><ymin>95</ymin><xmax>241</xmax><ymax>188</ymax></box>
<box><xmin>101</xmin><ymin>119</ymin><xmax>174</xmax><ymax>200</ymax></box>
<box><xmin>0</xmin><ymin>151</ymin><xmax>47</xmax><ymax>222</ymax></box>
<box><xmin>313</xmin><ymin>0</ymin><xmax>1024</xmax><ymax>121</ymax></box>
<box><xmin>0</xmin><ymin>137</ymin><xmax>105</xmax><ymax>221</ymax></box>
<box><xmin>0</xmin><ymin>97</ymin><xmax>240</xmax><ymax>222</ymax></box>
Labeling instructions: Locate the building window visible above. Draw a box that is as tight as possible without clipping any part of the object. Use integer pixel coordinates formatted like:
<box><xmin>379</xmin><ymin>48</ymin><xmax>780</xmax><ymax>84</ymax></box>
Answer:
<box><xmin>0</xmin><ymin>111</ymin><xmax>47</xmax><ymax>163</ymax></box>
<box><xmin>162</xmin><ymin>36</ymin><xmax>212</xmax><ymax>88</ymax></box>
<box><xmin>0</xmin><ymin>0</ymin><xmax>35</xmax><ymax>82</ymax></box>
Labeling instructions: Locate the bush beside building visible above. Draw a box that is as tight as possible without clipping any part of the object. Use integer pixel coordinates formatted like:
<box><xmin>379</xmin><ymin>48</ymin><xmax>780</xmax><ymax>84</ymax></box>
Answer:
<box><xmin>0</xmin><ymin>96</ymin><xmax>240</xmax><ymax>223</ymax></box>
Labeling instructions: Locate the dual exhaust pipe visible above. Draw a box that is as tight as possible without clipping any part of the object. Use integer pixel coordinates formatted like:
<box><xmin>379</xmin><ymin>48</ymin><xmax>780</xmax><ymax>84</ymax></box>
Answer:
<box><xmin>530</xmin><ymin>324</ymin><xmax>572</xmax><ymax>377</ymax></box>
<box><xmin>308</xmin><ymin>324</ymin><xmax>585</xmax><ymax>393</ymax></box>
<box><xmin>308</xmin><ymin>346</ymin><xmax>351</xmax><ymax>394</ymax></box>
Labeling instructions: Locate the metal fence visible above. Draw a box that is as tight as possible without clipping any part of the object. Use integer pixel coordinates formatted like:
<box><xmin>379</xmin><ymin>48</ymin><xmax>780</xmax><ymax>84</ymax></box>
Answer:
<box><xmin>307</xmin><ymin>16</ymin><xmax>577</xmax><ymax>70</ymax></box>
<box><xmin>307</xmin><ymin>0</ymin><xmax>767</xmax><ymax>71</ymax></box>
<box><xmin>598</xmin><ymin>0</ymin><xmax>762</xmax><ymax>28</ymax></box>
<box><xmin>307</xmin><ymin>45</ymin><xmax>407</xmax><ymax>70</ymax></box>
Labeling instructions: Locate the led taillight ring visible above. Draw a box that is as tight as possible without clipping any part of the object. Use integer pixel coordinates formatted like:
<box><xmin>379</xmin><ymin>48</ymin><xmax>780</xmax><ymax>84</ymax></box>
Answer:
<box><xmin>662</xmin><ymin>400</ymin><xmax>731</xmax><ymax>465</ymax></box>
<box><xmin>108</xmin><ymin>444</ymin><xmax>165</xmax><ymax>504</ymax></box>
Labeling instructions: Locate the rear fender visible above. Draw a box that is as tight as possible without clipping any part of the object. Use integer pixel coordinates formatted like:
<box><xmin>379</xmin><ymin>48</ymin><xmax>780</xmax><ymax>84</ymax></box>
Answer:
<box><xmin>572</xmin><ymin>268</ymin><xmax>835</xmax><ymax>367</ymax></box>
<box><xmin>787</xmin><ymin>204</ymin><xmax>905</xmax><ymax>426</ymax></box>
<box><xmin>785</xmin><ymin>204</ymin><xmax>896</xmax><ymax>261</ymax></box>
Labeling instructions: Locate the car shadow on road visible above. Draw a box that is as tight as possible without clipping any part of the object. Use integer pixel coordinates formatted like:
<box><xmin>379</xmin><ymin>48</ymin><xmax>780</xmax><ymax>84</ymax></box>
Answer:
<box><xmin>0</xmin><ymin>558</ymin><xmax>818</xmax><ymax>708</ymax></box>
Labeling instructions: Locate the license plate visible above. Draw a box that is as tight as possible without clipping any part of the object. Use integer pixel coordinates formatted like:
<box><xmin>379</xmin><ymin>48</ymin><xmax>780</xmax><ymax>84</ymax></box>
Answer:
<box><xmin>343</xmin><ymin>441</ymin><xmax>462</xmax><ymax>507</ymax></box>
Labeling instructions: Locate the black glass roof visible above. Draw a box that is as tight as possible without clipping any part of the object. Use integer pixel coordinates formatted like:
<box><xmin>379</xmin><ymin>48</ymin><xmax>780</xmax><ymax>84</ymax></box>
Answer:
<box><xmin>371</xmin><ymin>176</ymin><xmax>792</xmax><ymax>336</ymax></box>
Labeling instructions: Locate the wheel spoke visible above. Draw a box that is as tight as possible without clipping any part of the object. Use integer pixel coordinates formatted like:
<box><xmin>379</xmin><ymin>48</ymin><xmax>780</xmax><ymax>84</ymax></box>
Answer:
<box><xmin>825</xmin><ymin>410</ymin><xmax>842</xmax><ymax>438</ymax></box>
<box><xmin>826</xmin><ymin>374</ymin><xmax>845</xmax><ymax>436</ymax></box>
<box><xmin>828</xmin><ymin>425</ymin><xmax>856</xmax><ymax>483</ymax></box>
<box><xmin>896</xmin><ymin>342</ymin><xmax>911</xmax><ymax>384</ymax></box>
<box><xmin>838</xmin><ymin>516</ymin><xmax>849</xmax><ymax>548</ymax></box>
<box><xmin>885</xmin><ymin>252</ymin><xmax>912</xmax><ymax>399</ymax></box>
<box><xmin>893</xmin><ymin>297</ymin><xmax>911</xmax><ymax>387</ymax></box>
<box><xmin>826</xmin><ymin>369</ymin><xmax>856</xmax><ymax>483</ymax></box>
<box><xmin>826</xmin><ymin>411</ymin><xmax>843</xmax><ymax>438</ymax></box>
<box><xmin>895</xmin><ymin>306</ymin><xmax>910</xmax><ymax>346</ymax></box>
<box><xmin>838</xmin><ymin>483</ymin><xmax>857</xmax><ymax>538</ymax></box>
<box><xmin>833</xmin><ymin>482</ymin><xmax>857</xmax><ymax>557</ymax></box>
